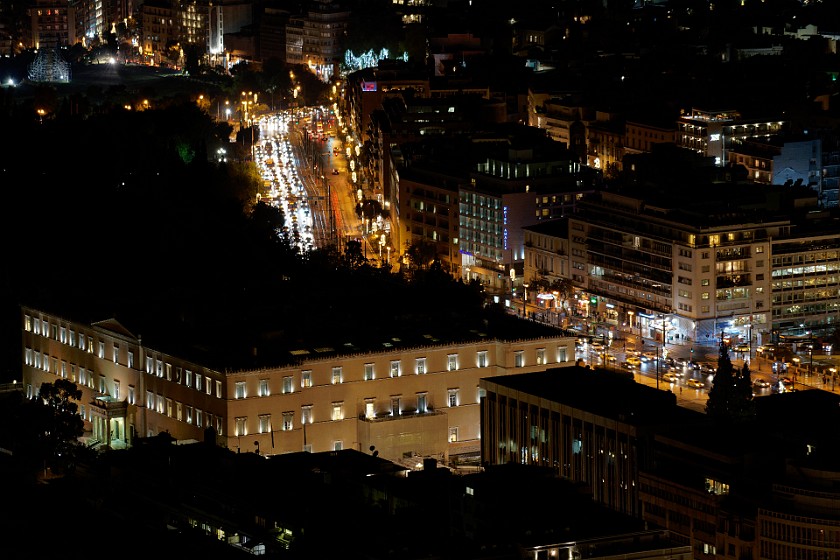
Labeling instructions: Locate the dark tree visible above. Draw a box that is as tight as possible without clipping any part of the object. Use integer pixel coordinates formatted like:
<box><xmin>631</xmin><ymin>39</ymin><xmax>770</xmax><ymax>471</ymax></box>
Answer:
<box><xmin>706</xmin><ymin>341</ymin><xmax>755</xmax><ymax>422</ymax></box>
<box><xmin>706</xmin><ymin>341</ymin><xmax>735</xmax><ymax>419</ymax></box>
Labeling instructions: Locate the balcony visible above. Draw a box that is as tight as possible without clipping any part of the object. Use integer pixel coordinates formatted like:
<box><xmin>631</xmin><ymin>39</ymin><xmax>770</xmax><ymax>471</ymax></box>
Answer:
<box><xmin>358</xmin><ymin>408</ymin><xmax>445</xmax><ymax>423</ymax></box>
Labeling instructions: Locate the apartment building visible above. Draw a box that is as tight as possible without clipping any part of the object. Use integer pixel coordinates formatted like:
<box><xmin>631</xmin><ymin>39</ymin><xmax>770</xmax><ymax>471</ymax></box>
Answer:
<box><xmin>523</xmin><ymin>184</ymin><xmax>839</xmax><ymax>345</ymax></box>
<box><xmin>21</xmin><ymin>305</ymin><xmax>575</xmax><ymax>465</ymax></box>
<box><xmin>140</xmin><ymin>0</ymin><xmax>206</xmax><ymax>67</ymax></box>
<box><xmin>27</xmin><ymin>0</ymin><xmax>77</xmax><ymax>49</ymax></box>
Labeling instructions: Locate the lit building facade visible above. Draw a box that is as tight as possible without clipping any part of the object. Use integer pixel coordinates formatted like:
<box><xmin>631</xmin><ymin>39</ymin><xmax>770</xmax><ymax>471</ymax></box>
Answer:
<box><xmin>521</xmin><ymin>188</ymin><xmax>840</xmax><ymax>346</ymax></box>
<box><xmin>676</xmin><ymin>108</ymin><xmax>784</xmax><ymax>167</ymax></box>
<box><xmin>21</xmin><ymin>305</ymin><xmax>575</xmax><ymax>465</ymax></box>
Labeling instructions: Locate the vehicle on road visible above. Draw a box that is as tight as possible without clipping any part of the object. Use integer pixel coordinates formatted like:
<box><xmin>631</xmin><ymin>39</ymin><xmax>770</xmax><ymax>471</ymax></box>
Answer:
<box><xmin>625</xmin><ymin>356</ymin><xmax>641</xmax><ymax>366</ymax></box>
<box><xmin>686</xmin><ymin>378</ymin><xmax>705</xmax><ymax>388</ymax></box>
<box><xmin>332</xmin><ymin>168</ymin><xmax>339</xmax><ymax>175</ymax></box>
<box><xmin>753</xmin><ymin>378</ymin><xmax>771</xmax><ymax>388</ymax></box>
<box><xmin>734</xmin><ymin>344</ymin><xmax>750</xmax><ymax>353</ymax></box>
<box><xmin>621</xmin><ymin>361</ymin><xmax>638</xmax><ymax>370</ymax></box>
<box><xmin>662</xmin><ymin>372</ymin><xmax>680</xmax><ymax>383</ymax></box>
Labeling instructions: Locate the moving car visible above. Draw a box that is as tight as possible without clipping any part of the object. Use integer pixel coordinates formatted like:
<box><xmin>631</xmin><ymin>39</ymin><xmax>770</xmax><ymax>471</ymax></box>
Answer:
<box><xmin>753</xmin><ymin>378</ymin><xmax>771</xmax><ymax>388</ymax></box>
<box><xmin>625</xmin><ymin>356</ymin><xmax>641</xmax><ymax>366</ymax></box>
<box><xmin>332</xmin><ymin>168</ymin><xmax>340</xmax><ymax>175</ymax></box>
<box><xmin>662</xmin><ymin>372</ymin><xmax>680</xmax><ymax>383</ymax></box>
<box><xmin>686</xmin><ymin>378</ymin><xmax>705</xmax><ymax>389</ymax></box>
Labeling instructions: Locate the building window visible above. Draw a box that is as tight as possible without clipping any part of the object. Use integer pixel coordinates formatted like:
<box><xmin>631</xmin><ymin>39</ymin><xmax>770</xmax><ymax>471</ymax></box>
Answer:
<box><xmin>156</xmin><ymin>359</ymin><xmax>163</xmax><ymax>377</ymax></box>
<box><xmin>387</xmin><ymin>360</ymin><xmax>400</xmax><ymax>378</ymax></box>
<box><xmin>60</xmin><ymin>361</ymin><xmax>67</xmax><ymax>379</ymax></box>
<box><xmin>99</xmin><ymin>376</ymin><xmax>106</xmax><ymax>394</ymax></box>
<box><xmin>175</xmin><ymin>367</ymin><xmax>182</xmax><ymax>383</ymax></box>
<box><xmin>557</xmin><ymin>347</ymin><xmax>568</xmax><ymax>362</ymax></box>
<box><xmin>282</xmin><ymin>376</ymin><xmax>293</xmax><ymax>393</ymax></box>
<box><xmin>235</xmin><ymin>381</ymin><xmax>246</xmax><ymax>399</ymax></box>
<box><xmin>701</xmin><ymin>292</ymin><xmax>710</xmax><ymax>300</ymax></box>
<box><xmin>196</xmin><ymin>409</ymin><xmax>202</xmax><ymax>428</ymax></box>
<box><xmin>216</xmin><ymin>380</ymin><xmax>222</xmax><ymax>398</ymax></box>
<box><xmin>701</xmin><ymin>279</ymin><xmax>710</xmax><ymax>286</ymax></box>
<box><xmin>477</xmin><ymin>386</ymin><xmax>486</xmax><ymax>400</ymax></box>
<box><xmin>164</xmin><ymin>398</ymin><xmax>172</xmax><ymax>417</ymax></box>
<box><xmin>165</xmin><ymin>363</ymin><xmax>172</xmax><ymax>381</ymax></box>
<box><xmin>205</xmin><ymin>379</ymin><xmax>212</xmax><ymax>395</ymax></box>
<box><xmin>113</xmin><ymin>380</ymin><xmax>120</xmax><ymax>400</ymax></box>
<box><xmin>259</xmin><ymin>379</ymin><xmax>270</xmax><ymax>397</ymax></box>
<box><xmin>331</xmin><ymin>402</ymin><xmax>344</xmax><ymax>421</ymax></box>
<box><xmin>302</xmin><ymin>370</ymin><xmax>313</xmax><ymax>388</ymax></box>
<box><xmin>449</xmin><ymin>427</ymin><xmax>459</xmax><ymax>442</ymax></box>
<box><xmin>259</xmin><ymin>414</ymin><xmax>272</xmax><ymax>433</ymax></box>
<box><xmin>185</xmin><ymin>370</ymin><xmax>192</xmax><ymax>387</ymax></box>
<box><xmin>302</xmin><ymin>405</ymin><xmax>312</xmax><ymax>424</ymax></box>
<box><xmin>112</xmin><ymin>343</ymin><xmax>119</xmax><ymax>364</ymax></box>
<box><xmin>416</xmin><ymin>358</ymin><xmax>426</xmax><ymax>374</ymax></box>
<box><xmin>332</xmin><ymin>367</ymin><xmax>342</xmax><ymax>384</ymax></box>
<box><xmin>69</xmin><ymin>330</ymin><xmax>76</xmax><ymax>347</ymax></box>
<box><xmin>216</xmin><ymin>416</ymin><xmax>223</xmax><ymax>436</ymax></box>
<box><xmin>78</xmin><ymin>367</ymin><xmax>86</xmax><ymax>386</ymax></box>
<box><xmin>24</xmin><ymin>315</ymin><xmax>31</xmax><ymax>332</ymax></box>
<box><xmin>156</xmin><ymin>394</ymin><xmax>164</xmax><ymax>414</ymax></box>
<box><xmin>128</xmin><ymin>385</ymin><xmax>135</xmax><ymax>405</ymax></box>
<box><xmin>128</xmin><ymin>350</ymin><xmax>134</xmax><ymax>369</ymax></box>
<box><xmin>536</xmin><ymin>348</ymin><xmax>546</xmax><ymax>365</ymax></box>
<box><xmin>235</xmin><ymin>417</ymin><xmax>247</xmax><ymax>436</ymax></box>
<box><xmin>417</xmin><ymin>393</ymin><xmax>428</xmax><ymax>413</ymax></box>
<box><xmin>195</xmin><ymin>374</ymin><xmax>202</xmax><ymax>391</ymax></box>
<box><xmin>59</xmin><ymin>326</ymin><xmax>67</xmax><ymax>344</ymax></box>
<box><xmin>176</xmin><ymin>402</ymin><xmax>183</xmax><ymax>421</ymax></box>
<box><xmin>280</xmin><ymin>411</ymin><xmax>293</xmax><ymax>431</ymax></box>
<box><xmin>97</xmin><ymin>341</ymin><xmax>105</xmax><ymax>359</ymax></box>
<box><xmin>448</xmin><ymin>389</ymin><xmax>459</xmax><ymax>407</ymax></box>
<box><xmin>87</xmin><ymin>336</ymin><xmax>94</xmax><ymax>353</ymax></box>
<box><xmin>365</xmin><ymin>400</ymin><xmax>375</xmax><ymax>419</ymax></box>
<box><xmin>334</xmin><ymin>441</ymin><xmax>343</xmax><ymax>451</ymax></box>
<box><xmin>477</xmin><ymin>350</ymin><xmax>488</xmax><ymax>367</ymax></box>
<box><xmin>447</xmin><ymin>354</ymin><xmax>458</xmax><ymax>371</ymax></box>
<box><xmin>514</xmin><ymin>350</ymin><xmax>525</xmax><ymax>367</ymax></box>
<box><xmin>364</xmin><ymin>363</ymin><xmax>375</xmax><ymax>381</ymax></box>
<box><xmin>390</xmin><ymin>397</ymin><xmax>400</xmax><ymax>416</ymax></box>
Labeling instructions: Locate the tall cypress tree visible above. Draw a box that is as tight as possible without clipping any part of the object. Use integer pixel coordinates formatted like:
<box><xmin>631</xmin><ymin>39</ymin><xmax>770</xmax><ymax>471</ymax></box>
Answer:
<box><xmin>706</xmin><ymin>340</ymin><xmax>735</xmax><ymax>419</ymax></box>
<box><xmin>705</xmin><ymin>340</ymin><xmax>756</xmax><ymax>421</ymax></box>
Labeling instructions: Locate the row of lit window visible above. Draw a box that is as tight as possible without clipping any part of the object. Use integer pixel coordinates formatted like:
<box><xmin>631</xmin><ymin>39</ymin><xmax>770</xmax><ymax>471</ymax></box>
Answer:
<box><xmin>145</xmin><ymin>356</ymin><xmax>221</xmax><ymax>397</ymax></box>
<box><xmin>234</xmin><ymin>389</ymin><xmax>483</xmax><ymax>438</ymax></box>
<box><xmin>146</xmin><ymin>390</ymin><xmax>223</xmax><ymax>434</ymax></box>
<box><xmin>232</xmin><ymin>348</ymin><xmax>564</xmax><ymax>399</ymax></box>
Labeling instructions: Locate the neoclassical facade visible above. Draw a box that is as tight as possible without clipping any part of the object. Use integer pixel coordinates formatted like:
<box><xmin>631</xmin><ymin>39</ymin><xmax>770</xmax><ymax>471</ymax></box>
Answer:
<box><xmin>21</xmin><ymin>305</ymin><xmax>575</xmax><ymax>465</ymax></box>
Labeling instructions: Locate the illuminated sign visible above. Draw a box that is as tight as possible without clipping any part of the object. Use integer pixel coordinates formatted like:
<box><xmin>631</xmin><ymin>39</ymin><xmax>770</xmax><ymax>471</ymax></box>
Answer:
<box><xmin>710</xmin><ymin>133</ymin><xmax>720</xmax><ymax>141</ymax></box>
<box><xmin>361</xmin><ymin>81</ymin><xmax>377</xmax><ymax>92</ymax></box>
